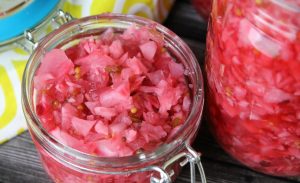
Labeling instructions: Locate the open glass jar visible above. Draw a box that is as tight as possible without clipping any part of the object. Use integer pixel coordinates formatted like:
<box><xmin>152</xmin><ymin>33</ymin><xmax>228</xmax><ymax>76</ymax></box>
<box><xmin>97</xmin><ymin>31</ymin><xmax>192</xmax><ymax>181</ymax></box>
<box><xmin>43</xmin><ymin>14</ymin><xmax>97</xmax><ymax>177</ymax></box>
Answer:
<box><xmin>206</xmin><ymin>0</ymin><xmax>300</xmax><ymax>176</ymax></box>
<box><xmin>22</xmin><ymin>13</ymin><xmax>206</xmax><ymax>183</ymax></box>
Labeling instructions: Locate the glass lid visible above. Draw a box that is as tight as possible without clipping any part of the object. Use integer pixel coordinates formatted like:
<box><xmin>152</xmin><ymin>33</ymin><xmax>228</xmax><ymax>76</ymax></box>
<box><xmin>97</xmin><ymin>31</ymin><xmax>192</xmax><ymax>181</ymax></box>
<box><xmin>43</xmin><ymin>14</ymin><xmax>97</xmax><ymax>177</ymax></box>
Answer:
<box><xmin>0</xmin><ymin>0</ymin><xmax>60</xmax><ymax>44</ymax></box>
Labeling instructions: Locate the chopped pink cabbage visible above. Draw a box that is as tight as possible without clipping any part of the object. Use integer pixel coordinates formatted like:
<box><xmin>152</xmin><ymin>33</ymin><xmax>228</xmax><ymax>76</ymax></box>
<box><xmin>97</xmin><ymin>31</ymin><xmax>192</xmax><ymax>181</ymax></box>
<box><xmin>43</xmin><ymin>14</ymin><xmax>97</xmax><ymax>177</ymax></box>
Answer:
<box><xmin>35</xmin><ymin>49</ymin><xmax>74</xmax><ymax>90</ymax></box>
<box><xmin>34</xmin><ymin>25</ymin><xmax>191</xmax><ymax>158</ymax></box>
<box><xmin>139</xmin><ymin>41</ymin><xmax>157</xmax><ymax>61</ymax></box>
<box><xmin>206</xmin><ymin>0</ymin><xmax>300</xmax><ymax>176</ymax></box>
<box><xmin>71</xmin><ymin>117</ymin><xmax>96</xmax><ymax>136</ymax></box>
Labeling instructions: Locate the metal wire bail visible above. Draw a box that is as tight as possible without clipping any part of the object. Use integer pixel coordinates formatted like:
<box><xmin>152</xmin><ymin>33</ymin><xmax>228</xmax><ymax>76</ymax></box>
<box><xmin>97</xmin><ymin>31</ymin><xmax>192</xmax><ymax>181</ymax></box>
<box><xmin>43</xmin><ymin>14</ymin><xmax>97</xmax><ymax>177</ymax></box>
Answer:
<box><xmin>23</xmin><ymin>30</ymin><xmax>39</xmax><ymax>52</ymax></box>
<box><xmin>22</xmin><ymin>9</ymin><xmax>73</xmax><ymax>53</ymax></box>
<box><xmin>52</xmin><ymin>9</ymin><xmax>73</xmax><ymax>26</ymax></box>
<box><xmin>150</xmin><ymin>143</ymin><xmax>206</xmax><ymax>183</ymax></box>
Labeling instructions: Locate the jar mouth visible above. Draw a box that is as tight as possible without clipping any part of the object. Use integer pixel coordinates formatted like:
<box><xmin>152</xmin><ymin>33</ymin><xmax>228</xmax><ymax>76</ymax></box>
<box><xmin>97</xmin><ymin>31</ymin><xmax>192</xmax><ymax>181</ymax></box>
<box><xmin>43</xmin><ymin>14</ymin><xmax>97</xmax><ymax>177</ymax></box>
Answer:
<box><xmin>240</xmin><ymin>0</ymin><xmax>300</xmax><ymax>41</ymax></box>
<box><xmin>22</xmin><ymin>14</ymin><xmax>204</xmax><ymax>170</ymax></box>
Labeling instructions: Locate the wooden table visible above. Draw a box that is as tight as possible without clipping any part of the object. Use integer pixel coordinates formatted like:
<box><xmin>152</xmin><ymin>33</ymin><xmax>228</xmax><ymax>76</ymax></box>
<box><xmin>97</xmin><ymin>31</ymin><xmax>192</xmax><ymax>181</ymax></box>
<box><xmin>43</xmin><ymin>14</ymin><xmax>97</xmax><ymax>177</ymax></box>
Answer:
<box><xmin>0</xmin><ymin>1</ymin><xmax>299</xmax><ymax>183</ymax></box>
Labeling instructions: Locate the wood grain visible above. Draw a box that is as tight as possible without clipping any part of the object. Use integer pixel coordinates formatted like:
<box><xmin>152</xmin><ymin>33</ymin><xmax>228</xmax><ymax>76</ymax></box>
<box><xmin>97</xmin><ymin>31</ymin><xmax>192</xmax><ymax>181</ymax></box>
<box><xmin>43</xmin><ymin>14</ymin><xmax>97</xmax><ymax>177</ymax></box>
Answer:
<box><xmin>0</xmin><ymin>1</ymin><xmax>299</xmax><ymax>183</ymax></box>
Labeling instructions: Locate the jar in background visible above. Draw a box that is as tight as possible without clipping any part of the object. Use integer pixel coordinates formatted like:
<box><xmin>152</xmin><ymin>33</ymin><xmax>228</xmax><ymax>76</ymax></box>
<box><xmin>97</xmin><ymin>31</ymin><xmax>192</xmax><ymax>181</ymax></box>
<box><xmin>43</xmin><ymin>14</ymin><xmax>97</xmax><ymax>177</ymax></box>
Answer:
<box><xmin>192</xmin><ymin>0</ymin><xmax>212</xmax><ymax>20</ymax></box>
<box><xmin>206</xmin><ymin>0</ymin><xmax>300</xmax><ymax>176</ymax></box>
<box><xmin>22</xmin><ymin>14</ymin><xmax>206</xmax><ymax>183</ymax></box>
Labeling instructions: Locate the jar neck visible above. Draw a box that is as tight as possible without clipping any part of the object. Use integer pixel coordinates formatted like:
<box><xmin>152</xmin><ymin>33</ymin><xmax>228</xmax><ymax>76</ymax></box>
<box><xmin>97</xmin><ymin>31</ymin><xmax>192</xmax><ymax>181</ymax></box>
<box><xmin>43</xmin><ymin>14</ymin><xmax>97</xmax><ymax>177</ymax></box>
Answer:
<box><xmin>248</xmin><ymin>0</ymin><xmax>299</xmax><ymax>40</ymax></box>
<box><xmin>213</xmin><ymin>0</ymin><xmax>300</xmax><ymax>41</ymax></box>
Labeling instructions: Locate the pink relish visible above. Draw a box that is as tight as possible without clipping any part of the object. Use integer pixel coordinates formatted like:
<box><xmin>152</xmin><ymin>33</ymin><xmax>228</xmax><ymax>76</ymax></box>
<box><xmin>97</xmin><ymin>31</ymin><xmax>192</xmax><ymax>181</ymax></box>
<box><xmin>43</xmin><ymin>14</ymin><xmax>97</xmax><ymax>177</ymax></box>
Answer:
<box><xmin>34</xmin><ymin>25</ymin><xmax>192</xmax><ymax>158</ymax></box>
<box><xmin>192</xmin><ymin>0</ymin><xmax>212</xmax><ymax>20</ymax></box>
<box><xmin>206</xmin><ymin>0</ymin><xmax>300</xmax><ymax>176</ymax></box>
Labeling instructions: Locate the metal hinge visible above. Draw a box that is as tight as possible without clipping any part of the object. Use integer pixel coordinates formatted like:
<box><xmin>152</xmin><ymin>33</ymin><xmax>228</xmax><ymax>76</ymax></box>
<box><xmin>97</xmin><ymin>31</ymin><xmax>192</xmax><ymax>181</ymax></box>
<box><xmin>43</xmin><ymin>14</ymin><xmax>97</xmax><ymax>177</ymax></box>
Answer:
<box><xmin>150</xmin><ymin>144</ymin><xmax>206</xmax><ymax>183</ymax></box>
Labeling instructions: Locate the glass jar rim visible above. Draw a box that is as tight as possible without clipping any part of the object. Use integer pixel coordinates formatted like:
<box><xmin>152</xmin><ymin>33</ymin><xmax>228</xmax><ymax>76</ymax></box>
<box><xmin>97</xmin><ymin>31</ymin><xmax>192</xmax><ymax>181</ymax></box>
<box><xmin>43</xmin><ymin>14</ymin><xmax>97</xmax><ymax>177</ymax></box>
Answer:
<box><xmin>22</xmin><ymin>13</ymin><xmax>204</xmax><ymax>170</ymax></box>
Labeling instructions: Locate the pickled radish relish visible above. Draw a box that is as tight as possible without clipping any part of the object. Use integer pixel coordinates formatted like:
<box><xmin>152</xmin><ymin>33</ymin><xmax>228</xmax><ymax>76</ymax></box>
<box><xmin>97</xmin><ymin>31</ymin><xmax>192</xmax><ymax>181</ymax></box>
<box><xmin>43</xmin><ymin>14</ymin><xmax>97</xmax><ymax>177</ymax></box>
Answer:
<box><xmin>206</xmin><ymin>0</ymin><xmax>300</xmax><ymax>176</ymax></box>
<box><xmin>34</xmin><ymin>25</ymin><xmax>192</xmax><ymax>157</ymax></box>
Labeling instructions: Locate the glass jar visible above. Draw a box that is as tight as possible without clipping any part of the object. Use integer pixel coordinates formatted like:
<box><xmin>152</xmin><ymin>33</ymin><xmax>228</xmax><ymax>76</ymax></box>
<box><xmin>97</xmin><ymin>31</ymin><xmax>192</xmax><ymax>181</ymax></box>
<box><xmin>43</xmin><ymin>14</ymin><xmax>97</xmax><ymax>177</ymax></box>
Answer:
<box><xmin>192</xmin><ymin>0</ymin><xmax>212</xmax><ymax>20</ymax></box>
<box><xmin>206</xmin><ymin>0</ymin><xmax>300</xmax><ymax>176</ymax></box>
<box><xmin>22</xmin><ymin>13</ymin><xmax>206</xmax><ymax>183</ymax></box>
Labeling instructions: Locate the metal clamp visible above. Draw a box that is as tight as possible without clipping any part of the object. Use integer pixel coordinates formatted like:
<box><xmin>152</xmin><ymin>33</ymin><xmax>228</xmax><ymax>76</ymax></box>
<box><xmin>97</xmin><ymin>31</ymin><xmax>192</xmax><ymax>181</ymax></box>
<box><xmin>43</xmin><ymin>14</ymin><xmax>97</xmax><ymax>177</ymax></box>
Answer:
<box><xmin>52</xmin><ymin>9</ymin><xmax>73</xmax><ymax>26</ymax></box>
<box><xmin>150</xmin><ymin>143</ymin><xmax>206</xmax><ymax>183</ymax></box>
<box><xmin>24</xmin><ymin>30</ymin><xmax>39</xmax><ymax>51</ymax></box>
<box><xmin>23</xmin><ymin>9</ymin><xmax>73</xmax><ymax>52</ymax></box>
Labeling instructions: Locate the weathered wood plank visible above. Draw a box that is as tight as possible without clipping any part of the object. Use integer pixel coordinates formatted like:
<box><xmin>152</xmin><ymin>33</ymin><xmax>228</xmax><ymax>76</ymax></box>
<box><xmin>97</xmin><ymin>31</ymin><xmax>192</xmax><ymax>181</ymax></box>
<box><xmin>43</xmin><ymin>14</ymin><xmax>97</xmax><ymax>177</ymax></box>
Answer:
<box><xmin>0</xmin><ymin>133</ymin><xmax>51</xmax><ymax>183</ymax></box>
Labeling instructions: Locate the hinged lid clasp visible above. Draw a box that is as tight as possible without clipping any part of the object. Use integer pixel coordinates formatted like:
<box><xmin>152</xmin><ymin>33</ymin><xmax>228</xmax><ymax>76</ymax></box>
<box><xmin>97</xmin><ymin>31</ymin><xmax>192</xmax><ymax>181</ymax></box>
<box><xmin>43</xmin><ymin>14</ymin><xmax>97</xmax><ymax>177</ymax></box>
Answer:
<box><xmin>150</xmin><ymin>143</ymin><xmax>206</xmax><ymax>183</ymax></box>
<box><xmin>22</xmin><ymin>9</ymin><xmax>73</xmax><ymax>53</ymax></box>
